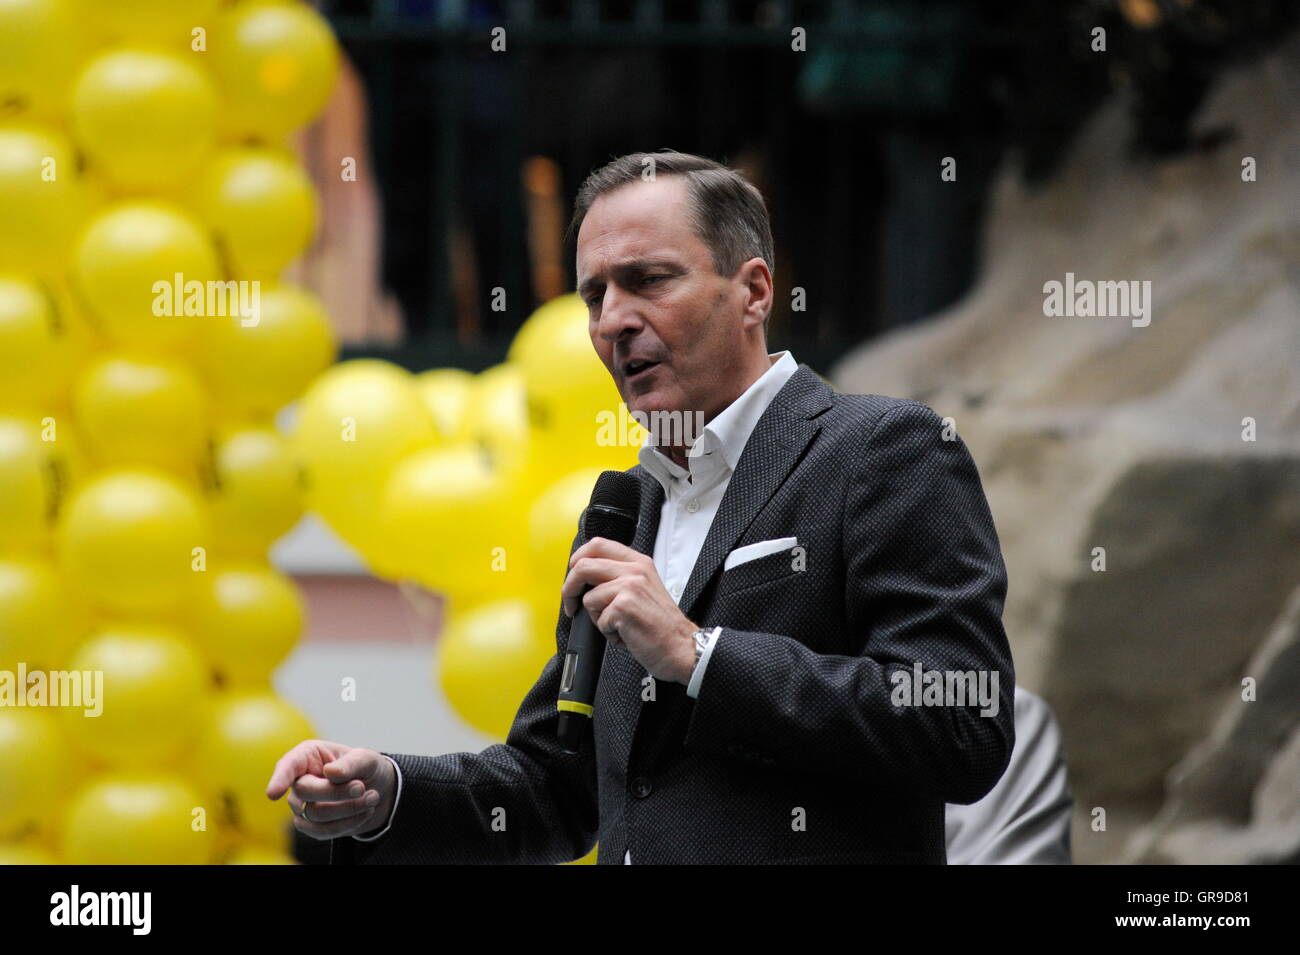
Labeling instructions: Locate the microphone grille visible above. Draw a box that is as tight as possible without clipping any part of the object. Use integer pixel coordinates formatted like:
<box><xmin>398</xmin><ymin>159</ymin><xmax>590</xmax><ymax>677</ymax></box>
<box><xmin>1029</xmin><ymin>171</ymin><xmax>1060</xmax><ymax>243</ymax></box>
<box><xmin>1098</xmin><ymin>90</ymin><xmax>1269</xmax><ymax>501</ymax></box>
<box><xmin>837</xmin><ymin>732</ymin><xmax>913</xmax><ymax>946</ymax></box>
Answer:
<box><xmin>581</xmin><ymin>471</ymin><xmax>642</xmax><ymax>546</ymax></box>
<box><xmin>589</xmin><ymin>470</ymin><xmax>641</xmax><ymax>511</ymax></box>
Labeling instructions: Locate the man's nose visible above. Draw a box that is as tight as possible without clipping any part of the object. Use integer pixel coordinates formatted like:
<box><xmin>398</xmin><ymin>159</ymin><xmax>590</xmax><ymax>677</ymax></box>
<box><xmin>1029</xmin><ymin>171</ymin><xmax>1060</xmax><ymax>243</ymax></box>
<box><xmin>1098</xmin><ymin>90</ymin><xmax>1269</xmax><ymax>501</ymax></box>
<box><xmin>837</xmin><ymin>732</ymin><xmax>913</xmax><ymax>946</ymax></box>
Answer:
<box><xmin>594</xmin><ymin>285</ymin><xmax>643</xmax><ymax>344</ymax></box>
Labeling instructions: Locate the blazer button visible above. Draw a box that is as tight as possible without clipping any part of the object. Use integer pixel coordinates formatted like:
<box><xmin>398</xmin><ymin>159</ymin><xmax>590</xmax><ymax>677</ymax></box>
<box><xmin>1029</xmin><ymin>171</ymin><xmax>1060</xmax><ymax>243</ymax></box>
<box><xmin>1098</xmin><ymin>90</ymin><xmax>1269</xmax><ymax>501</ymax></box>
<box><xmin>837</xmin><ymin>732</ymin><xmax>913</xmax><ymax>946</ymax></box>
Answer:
<box><xmin>630</xmin><ymin>776</ymin><xmax>653</xmax><ymax>798</ymax></box>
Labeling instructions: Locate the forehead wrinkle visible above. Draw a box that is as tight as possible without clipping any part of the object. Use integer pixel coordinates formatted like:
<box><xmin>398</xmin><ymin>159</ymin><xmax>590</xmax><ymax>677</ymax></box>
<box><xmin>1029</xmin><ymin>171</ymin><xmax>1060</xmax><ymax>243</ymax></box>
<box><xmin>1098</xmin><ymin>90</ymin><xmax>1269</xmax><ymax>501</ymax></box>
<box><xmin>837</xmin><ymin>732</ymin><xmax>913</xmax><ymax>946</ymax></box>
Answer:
<box><xmin>577</xmin><ymin>179</ymin><xmax>695</xmax><ymax>288</ymax></box>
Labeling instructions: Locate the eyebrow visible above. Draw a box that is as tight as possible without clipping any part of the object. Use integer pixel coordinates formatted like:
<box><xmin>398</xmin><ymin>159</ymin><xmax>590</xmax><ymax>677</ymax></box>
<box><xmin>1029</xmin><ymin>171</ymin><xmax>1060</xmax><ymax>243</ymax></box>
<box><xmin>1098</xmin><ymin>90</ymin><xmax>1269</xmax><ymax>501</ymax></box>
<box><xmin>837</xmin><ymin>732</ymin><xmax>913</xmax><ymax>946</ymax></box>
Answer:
<box><xmin>577</xmin><ymin>258</ymin><xmax>686</xmax><ymax>299</ymax></box>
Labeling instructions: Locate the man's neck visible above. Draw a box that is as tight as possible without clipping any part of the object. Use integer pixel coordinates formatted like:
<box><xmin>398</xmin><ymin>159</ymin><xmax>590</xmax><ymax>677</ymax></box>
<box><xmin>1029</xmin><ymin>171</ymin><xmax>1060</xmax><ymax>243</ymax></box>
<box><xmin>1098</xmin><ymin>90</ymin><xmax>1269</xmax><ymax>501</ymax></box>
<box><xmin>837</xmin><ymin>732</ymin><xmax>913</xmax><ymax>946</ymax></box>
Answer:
<box><xmin>657</xmin><ymin>351</ymin><xmax>778</xmax><ymax>471</ymax></box>
<box><xmin>662</xmin><ymin>444</ymin><xmax>691</xmax><ymax>472</ymax></box>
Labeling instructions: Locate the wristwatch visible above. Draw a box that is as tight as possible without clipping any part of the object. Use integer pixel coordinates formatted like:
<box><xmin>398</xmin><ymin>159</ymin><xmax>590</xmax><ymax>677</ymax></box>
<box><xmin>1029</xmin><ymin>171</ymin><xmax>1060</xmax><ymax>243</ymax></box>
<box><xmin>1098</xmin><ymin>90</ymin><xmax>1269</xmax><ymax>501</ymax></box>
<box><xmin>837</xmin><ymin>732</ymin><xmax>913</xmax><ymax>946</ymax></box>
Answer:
<box><xmin>691</xmin><ymin>628</ymin><xmax>711</xmax><ymax>670</ymax></box>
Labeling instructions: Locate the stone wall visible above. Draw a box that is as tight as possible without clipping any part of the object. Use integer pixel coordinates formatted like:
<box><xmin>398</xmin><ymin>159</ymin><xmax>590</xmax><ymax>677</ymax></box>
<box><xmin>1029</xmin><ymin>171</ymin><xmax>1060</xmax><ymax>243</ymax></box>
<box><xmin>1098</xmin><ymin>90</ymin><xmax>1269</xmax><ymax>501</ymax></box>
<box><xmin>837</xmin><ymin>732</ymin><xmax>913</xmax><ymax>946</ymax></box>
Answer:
<box><xmin>830</xmin><ymin>36</ymin><xmax>1300</xmax><ymax>864</ymax></box>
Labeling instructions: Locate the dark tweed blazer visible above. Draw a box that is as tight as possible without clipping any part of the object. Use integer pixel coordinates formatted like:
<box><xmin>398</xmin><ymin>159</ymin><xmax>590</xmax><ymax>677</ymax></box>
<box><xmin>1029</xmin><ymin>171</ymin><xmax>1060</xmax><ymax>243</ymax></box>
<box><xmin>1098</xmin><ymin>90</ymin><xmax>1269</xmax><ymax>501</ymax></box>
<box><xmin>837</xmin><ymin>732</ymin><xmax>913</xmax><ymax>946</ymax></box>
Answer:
<box><xmin>330</xmin><ymin>363</ymin><xmax>1015</xmax><ymax>864</ymax></box>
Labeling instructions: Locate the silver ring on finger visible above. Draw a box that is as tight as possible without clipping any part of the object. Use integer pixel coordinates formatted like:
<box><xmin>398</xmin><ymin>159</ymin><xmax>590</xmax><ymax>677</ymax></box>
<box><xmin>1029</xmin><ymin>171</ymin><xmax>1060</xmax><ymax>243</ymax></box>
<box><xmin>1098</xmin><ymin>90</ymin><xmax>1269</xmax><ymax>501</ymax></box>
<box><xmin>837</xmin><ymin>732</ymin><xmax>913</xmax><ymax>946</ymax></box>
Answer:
<box><xmin>298</xmin><ymin>802</ymin><xmax>311</xmax><ymax>822</ymax></box>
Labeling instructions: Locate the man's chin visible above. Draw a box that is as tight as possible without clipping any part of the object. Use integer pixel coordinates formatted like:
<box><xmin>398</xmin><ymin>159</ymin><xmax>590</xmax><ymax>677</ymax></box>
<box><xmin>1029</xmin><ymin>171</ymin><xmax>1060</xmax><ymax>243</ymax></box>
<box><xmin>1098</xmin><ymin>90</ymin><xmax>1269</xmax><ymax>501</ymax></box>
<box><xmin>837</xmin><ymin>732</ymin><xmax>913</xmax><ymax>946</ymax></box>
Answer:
<box><xmin>627</xmin><ymin>395</ymin><xmax>673</xmax><ymax>419</ymax></box>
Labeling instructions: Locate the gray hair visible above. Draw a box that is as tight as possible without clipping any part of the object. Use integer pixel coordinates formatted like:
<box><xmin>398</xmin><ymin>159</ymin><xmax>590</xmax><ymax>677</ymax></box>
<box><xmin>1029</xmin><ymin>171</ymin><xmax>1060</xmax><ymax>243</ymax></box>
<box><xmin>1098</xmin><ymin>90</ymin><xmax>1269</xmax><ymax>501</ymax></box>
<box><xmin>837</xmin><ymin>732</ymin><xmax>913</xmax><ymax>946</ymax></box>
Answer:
<box><xmin>567</xmin><ymin>150</ymin><xmax>775</xmax><ymax>330</ymax></box>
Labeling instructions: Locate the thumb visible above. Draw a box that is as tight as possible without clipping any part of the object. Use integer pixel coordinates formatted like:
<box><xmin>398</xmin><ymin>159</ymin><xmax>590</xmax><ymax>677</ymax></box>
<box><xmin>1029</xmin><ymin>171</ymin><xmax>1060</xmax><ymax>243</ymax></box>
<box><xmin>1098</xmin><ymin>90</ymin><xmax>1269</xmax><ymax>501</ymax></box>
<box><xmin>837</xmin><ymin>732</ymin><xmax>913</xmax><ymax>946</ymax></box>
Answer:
<box><xmin>322</xmin><ymin>747</ymin><xmax>374</xmax><ymax>783</ymax></box>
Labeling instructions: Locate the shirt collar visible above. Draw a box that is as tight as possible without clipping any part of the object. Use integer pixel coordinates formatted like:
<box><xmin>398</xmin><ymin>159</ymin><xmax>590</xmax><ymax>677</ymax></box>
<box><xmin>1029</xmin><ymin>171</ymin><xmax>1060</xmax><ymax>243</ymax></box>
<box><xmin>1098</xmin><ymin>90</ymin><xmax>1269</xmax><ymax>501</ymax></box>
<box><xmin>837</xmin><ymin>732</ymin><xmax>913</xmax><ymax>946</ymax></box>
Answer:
<box><xmin>637</xmin><ymin>350</ymin><xmax>798</xmax><ymax>492</ymax></box>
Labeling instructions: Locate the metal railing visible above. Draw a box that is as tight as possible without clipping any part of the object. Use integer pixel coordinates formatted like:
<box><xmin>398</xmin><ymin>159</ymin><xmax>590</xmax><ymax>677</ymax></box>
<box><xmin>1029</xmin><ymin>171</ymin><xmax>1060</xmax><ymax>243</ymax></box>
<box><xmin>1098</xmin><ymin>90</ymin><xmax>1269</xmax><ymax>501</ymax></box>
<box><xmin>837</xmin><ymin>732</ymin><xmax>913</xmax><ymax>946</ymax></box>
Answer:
<box><xmin>324</xmin><ymin>0</ymin><xmax>992</xmax><ymax>374</ymax></box>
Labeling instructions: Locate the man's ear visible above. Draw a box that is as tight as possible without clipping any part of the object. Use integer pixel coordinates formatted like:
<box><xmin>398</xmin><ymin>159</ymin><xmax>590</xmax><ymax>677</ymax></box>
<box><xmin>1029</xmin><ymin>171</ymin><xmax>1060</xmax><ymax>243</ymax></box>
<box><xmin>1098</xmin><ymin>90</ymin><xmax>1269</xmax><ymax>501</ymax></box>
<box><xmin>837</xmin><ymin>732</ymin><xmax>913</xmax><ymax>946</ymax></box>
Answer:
<box><xmin>739</xmin><ymin>256</ymin><xmax>773</xmax><ymax>329</ymax></box>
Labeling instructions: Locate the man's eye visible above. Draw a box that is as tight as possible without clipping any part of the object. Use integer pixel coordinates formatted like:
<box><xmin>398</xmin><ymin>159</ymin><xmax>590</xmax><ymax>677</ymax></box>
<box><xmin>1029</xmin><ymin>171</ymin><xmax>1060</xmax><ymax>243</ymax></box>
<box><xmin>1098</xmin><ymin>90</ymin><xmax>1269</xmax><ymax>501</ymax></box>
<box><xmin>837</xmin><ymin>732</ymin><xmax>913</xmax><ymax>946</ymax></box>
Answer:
<box><xmin>640</xmin><ymin>275</ymin><xmax>663</xmax><ymax>287</ymax></box>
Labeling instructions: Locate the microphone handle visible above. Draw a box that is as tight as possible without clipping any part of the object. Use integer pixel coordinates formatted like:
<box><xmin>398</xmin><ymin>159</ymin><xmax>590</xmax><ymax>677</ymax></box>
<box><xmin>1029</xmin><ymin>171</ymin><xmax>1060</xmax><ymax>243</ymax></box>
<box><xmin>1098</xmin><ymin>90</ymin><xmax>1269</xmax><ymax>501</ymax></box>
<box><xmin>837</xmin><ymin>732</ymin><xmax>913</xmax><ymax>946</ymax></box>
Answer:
<box><xmin>556</xmin><ymin>584</ymin><xmax>605</xmax><ymax>753</ymax></box>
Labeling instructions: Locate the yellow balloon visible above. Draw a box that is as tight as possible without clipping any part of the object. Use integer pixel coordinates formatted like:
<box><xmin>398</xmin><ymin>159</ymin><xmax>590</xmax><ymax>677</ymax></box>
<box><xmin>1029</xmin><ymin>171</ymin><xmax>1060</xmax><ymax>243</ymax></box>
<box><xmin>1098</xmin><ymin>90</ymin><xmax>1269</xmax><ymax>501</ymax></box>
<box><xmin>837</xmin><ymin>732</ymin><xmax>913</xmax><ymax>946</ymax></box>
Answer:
<box><xmin>61</xmin><ymin>623</ymin><xmax>211</xmax><ymax>769</ymax></box>
<box><xmin>0</xmin><ymin>708</ymin><xmax>74</xmax><ymax>840</ymax></box>
<box><xmin>523</xmin><ymin>424</ymin><xmax>641</xmax><ymax>494</ymax></box>
<box><xmin>192</xmin><ymin>146</ymin><xmax>317</xmax><ymax>279</ymax></box>
<box><xmin>70</xmin><ymin>48</ymin><xmax>219</xmax><ymax>191</ymax></box>
<box><xmin>378</xmin><ymin>444</ymin><xmax>525</xmax><ymax>597</ymax></box>
<box><xmin>73</xmin><ymin>352</ymin><xmax>210</xmax><ymax>475</ymax></box>
<box><xmin>0</xmin><ymin>415</ymin><xmax>80</xmax><ymax>556</ymax></box>
<box><xmin>197</xmin><ymin>690</ymin><xmax>314</xmax><ymax>843</ymax></box>
<box><xmin>57</xmin><ymin>468</ymin><xmax>208</xmax><ymax>614</ymax></box>
<box><xmin>465</xmin><ymin>362</ymin><xmax>532</xmax><ymax>474</ymax></box>
<box><xmin>201</xmin><ymin>283</ymin><xmax>336</xmax><ymax>418</ymax></box>
<box><xmin>188</xmin><ymin>563</ymin><xmax>303</xmax><ymax>686</ymax></box>
<box><xmin>293</xmin><ymin>360</ymin><xmax>436</xmax><ymax>562</ymax></box>
<box><xmin>0</xmin><ymin>556</ymin><xmax>88</xmax><ymax>670</ymax></box>
<box><xmin>70</xmin><ymin>0</ymin><xmax>220</xmax><ymax>42</ymax></box>
<box><xmin>509</xmin><ymin>294</ymin><xmax>644</xmax><ymax>467</ymax></box>
<box><xmin>60</xmin><ymin>772</ymin><xmax>214</xmax><ymax>864</ymax></box>
<box><xmin>313</xmin><ymin>507</ymin><xmax>410</xmax><ymax>581</ymax></box>
<box><xmin>507</xmin><ymin>293</ymin><xmax>583</xmax><ymax>366</ymax></box>
<box><xmin>413</xmin><ymin>368</ymin><xmax>475</xmax><ymax>444</ymax></box>
<box><xmin>0</xmin><ymin>842</ymin><xmax>60</xmax><ymax>864</ymax></box>
<box><xmin>529</xmin><ymin>587</ymin><xmax>565</xmax><ymax>642</ymax></box>
<box><xmin>507</xmin><ymin>294</ymin><xmax>607</xmax><ymax>408</ymax></box>
<box><xmin>0</xmin><ymin>276</ymin><xmax>95</xmax><ymax>413</ymax></box>
<box><xmin>527</xmin><ymin>467</ymin><xmax>606</xmax><ymax>603</ymax></box>
<box><xmin>210</xmin><ymin>3</ymin><xmax>340</xmax><ymax>140</ymax></box>
<box><xmin>0</xmin><ymin>0</ymin><xmax>93</xmax><ymax>119</ymax></box>
<box><xmin>206</xmin><ymin>426</ymin><xmax>304</xmax><ymax>558</ymax></box>
<box><xmin>0</xmin><ymin>124</ymin><xmax>95</xmax><ymax>277</ymax></box>
<box><xmin>73</xmin><ymin>200</ymin><xmax>221</xmax><ymax>352</ymax></box>
<box><xmin>438</xmin><ymin>599</ymin><xmax>554</xmax><ymax>739</ymax></box>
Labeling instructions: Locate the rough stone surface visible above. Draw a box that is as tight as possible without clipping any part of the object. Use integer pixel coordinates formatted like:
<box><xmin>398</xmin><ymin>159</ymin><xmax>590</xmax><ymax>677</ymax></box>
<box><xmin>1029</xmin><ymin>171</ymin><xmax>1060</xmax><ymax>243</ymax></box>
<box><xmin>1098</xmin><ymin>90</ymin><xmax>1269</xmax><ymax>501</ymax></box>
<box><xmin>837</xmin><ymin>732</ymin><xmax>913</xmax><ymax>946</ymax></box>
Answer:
<box><xmin>830</xmin><ymin>37</ymin><xmax>1300</xmax><ymax>863</ymax></box>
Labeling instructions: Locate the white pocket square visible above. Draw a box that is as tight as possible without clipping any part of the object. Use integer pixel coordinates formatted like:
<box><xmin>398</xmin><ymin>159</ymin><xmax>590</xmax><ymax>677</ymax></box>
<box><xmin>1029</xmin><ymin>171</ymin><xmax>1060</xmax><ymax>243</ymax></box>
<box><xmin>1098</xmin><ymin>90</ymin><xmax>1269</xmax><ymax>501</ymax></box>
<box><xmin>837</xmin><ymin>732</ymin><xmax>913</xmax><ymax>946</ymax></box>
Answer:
<box><xmin>724</xmin><ymin>536</ymin><xmax>798</xmax><ymax>571</ymax></box>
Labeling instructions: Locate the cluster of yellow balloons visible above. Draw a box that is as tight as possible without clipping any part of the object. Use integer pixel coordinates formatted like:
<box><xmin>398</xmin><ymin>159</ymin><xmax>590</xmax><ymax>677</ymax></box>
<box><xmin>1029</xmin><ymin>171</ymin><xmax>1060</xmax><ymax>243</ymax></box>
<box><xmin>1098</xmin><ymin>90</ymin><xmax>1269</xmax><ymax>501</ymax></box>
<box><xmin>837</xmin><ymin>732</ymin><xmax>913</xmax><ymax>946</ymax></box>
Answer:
<box><xmin>294</xmin><ymin>294</ymin><xmax>648</xmax><ymax>748</ymax></box>
<box><xmin>0</xmin><ymin>0</ymin><xmax>341</xmax><ymax>864</ymax></box>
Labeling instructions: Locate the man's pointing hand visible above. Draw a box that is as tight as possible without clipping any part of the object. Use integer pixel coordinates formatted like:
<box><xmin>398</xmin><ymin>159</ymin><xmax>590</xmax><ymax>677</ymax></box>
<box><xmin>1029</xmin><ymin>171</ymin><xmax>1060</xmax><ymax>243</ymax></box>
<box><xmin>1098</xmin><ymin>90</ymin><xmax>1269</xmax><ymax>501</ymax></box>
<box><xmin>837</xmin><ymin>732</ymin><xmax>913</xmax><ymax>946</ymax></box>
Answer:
<box><xmin>266</xmin><ymin>739</ymin><xmax>397</xmax><ymax>840</ymax></box>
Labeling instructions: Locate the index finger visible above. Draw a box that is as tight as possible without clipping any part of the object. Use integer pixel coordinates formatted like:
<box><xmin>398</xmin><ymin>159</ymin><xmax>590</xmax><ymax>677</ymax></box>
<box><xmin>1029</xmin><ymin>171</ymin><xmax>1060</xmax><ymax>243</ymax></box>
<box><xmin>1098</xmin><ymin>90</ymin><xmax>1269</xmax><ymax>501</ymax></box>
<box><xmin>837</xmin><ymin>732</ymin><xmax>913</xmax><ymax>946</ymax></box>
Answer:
<box><xmin>292</xmin><ymin>773</ymin><xmax>366</xmax><ymax>802</ymax></box>
<box><xmin>568</xmin><ymin>537</ymin><xmax>635</xmax><ymax>568</ymax></box>
<box><xmin>266</xmin><ymin>740</ymin><xmax>320</xmax><ymax>800</ymax></box>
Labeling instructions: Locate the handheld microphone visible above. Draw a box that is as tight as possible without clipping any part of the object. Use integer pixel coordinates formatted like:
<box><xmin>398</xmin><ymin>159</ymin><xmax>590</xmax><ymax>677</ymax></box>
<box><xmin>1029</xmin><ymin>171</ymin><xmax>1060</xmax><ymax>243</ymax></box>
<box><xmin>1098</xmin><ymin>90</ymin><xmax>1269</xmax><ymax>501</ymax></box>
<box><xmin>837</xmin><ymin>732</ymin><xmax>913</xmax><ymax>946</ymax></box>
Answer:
<box><xmin>556</xmin><ymin>470</ymin><xmax>641</xmax><ymax>753</ymax></box>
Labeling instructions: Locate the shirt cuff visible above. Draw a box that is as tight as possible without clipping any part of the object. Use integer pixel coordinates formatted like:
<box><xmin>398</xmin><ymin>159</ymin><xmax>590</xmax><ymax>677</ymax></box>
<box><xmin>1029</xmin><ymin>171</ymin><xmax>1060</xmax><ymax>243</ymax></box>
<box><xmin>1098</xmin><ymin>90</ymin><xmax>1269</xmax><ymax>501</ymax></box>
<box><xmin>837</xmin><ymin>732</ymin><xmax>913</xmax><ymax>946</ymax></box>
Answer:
<box><xmin>685</xmin><ymin>626</ymin><xmax>722</xmax><ymax>699</ymax></box>
<box><xmin>351</xmin><ymin>755</ymin><xmax>403</xmax><ymax>842</ymax></box>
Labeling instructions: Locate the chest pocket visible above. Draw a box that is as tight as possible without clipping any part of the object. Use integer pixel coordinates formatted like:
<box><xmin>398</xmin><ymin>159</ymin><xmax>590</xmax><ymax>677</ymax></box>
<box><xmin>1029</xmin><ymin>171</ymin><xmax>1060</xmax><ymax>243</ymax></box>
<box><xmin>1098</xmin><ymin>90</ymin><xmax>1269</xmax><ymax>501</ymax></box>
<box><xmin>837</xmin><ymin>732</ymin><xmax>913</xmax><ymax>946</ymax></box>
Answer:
<box><xmin>715</xmin><ymin>545</ymin><xmax>803</xmax><ymax>597</ymax></box>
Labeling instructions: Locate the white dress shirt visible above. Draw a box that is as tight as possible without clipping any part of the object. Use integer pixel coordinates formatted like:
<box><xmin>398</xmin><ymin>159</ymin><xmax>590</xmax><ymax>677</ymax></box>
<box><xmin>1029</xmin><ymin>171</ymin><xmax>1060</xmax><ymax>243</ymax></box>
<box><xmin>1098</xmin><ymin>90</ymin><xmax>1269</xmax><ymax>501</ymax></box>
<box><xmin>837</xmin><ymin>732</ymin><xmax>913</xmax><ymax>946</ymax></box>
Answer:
<box><xmin>355</xmin><ymin>351</ymin><xmax>801</xmax><ymax>858</ymax></box>
<box><xmin>633</xmin><ymin>349</ymin><xmax>798</xmax><ymax>701</ymax></box>
<box><xmin>624</xmin><ymin>350</ymin><xmax>798</xmax><ymax>863</ymax></box>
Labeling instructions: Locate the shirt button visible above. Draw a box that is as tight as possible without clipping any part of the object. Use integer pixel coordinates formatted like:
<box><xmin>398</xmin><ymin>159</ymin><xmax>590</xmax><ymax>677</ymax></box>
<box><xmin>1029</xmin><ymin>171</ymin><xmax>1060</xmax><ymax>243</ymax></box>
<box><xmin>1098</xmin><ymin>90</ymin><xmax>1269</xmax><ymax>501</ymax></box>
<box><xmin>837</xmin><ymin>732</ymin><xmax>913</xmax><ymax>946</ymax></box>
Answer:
<box><xmin>686</xmin><ymin>499</ymin><xmax>699</xmax><ymax>513</ymax></box>
<box><xmin>630</xmin><ymin>776</ymin><xmax>653</xmax><ymax>798</ymax></box>
<box><xmin>671</xmin><ymin>584</ymin><xmax>682</xmax><ymax>597</ymax></box>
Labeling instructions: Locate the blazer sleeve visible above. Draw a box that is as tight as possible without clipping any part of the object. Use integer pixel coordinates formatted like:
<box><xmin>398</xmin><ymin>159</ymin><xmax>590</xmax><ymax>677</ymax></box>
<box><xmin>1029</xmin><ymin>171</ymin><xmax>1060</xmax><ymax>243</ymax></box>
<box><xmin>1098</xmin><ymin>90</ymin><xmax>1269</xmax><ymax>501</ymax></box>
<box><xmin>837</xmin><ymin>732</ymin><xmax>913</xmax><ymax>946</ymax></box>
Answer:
<box><xmin>330</xmin><ymin>532</ymin><xmax>599</xmax><ymax>864</ymax></box>
<box><xmin>681</xmin><ymin>400</ymin><xmax>1016</xmax><ymax>805</ymax></box>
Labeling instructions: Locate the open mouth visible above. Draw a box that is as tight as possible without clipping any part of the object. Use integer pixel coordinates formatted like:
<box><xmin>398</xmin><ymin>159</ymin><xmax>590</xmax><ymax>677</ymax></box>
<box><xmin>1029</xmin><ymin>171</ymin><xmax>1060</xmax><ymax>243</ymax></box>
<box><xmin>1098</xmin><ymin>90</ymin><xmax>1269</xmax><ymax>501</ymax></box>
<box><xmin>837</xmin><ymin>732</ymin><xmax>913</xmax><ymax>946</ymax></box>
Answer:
<box><xmin>623</xmin><ymin>359</ymin><xmax>661</xmax><ymax>379</ymax></box>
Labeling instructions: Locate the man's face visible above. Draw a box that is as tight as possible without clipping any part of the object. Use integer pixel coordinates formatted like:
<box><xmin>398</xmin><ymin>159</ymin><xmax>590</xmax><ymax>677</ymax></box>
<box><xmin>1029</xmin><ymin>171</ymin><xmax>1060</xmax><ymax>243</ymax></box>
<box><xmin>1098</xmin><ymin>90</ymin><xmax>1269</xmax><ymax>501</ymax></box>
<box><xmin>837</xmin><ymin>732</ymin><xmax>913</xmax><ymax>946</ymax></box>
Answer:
<box><xmin>576</xmin><ymin>176</ymin><xmax>760</xmax><ymax>427</ymax></box>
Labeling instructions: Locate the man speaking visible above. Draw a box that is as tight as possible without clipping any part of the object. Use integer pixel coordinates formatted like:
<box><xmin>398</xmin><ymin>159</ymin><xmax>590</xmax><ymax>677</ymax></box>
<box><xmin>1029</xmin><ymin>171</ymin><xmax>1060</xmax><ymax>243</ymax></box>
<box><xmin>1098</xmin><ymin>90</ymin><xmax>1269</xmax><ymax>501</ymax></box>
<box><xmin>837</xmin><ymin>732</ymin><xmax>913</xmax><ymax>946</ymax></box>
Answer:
<box><xmin>267</xmin><ymin>150</ymin><xmax>1016</xmax><ymax>864</ymax></box>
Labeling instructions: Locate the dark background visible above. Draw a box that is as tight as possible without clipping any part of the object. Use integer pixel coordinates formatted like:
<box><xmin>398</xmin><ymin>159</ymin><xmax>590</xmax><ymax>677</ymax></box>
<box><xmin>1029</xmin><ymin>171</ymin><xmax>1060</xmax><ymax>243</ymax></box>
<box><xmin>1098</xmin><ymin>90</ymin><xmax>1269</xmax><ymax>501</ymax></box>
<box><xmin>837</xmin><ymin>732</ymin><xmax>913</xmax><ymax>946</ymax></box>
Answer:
<box><xmin>319</xmin><ymin>0</ymin><xmax>1295</xmax><ymax>373</ymax></box>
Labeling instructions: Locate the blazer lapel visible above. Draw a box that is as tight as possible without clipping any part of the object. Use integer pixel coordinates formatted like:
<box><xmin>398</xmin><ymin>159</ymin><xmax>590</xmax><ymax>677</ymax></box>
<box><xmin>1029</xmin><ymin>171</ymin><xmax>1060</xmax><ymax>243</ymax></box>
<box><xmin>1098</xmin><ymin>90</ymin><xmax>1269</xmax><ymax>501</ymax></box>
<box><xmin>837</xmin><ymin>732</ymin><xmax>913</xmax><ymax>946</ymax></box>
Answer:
<box><xmin>631</xmin><ymin>469</ymin><xmax>665</xmax><ymax>559</ymax></box>
<box><xmin>619</xmin><ymin>365</ymin><xmax>834</xmax><ymax>764</ymax></box>
<box><xmin>676</xmin><ymin>363</ymin><xmax>832</xmax><ymax>620</ymax></box>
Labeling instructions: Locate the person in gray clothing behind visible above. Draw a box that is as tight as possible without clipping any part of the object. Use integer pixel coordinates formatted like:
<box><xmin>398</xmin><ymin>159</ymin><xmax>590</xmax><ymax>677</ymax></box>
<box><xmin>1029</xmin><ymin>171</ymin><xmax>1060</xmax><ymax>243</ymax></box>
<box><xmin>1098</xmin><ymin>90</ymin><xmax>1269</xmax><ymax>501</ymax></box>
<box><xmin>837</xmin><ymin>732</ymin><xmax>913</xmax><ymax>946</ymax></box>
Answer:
<box><xmin>946</xmin><ymin>685</ymin><xmax>1073</xmax><ymax>864</ymax></box>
